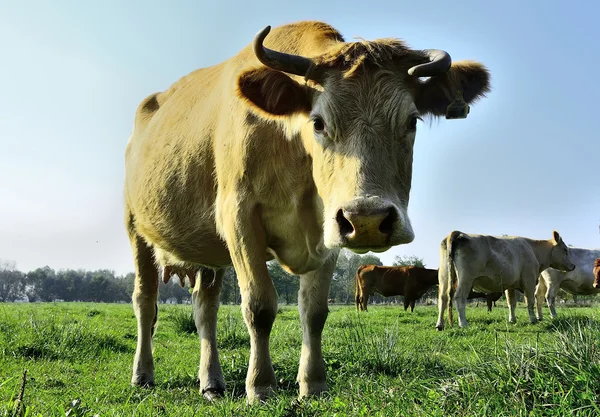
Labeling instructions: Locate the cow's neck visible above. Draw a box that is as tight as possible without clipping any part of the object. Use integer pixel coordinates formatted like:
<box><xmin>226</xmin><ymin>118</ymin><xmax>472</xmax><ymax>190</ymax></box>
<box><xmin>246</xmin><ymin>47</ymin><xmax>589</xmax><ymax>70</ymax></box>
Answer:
<box><xmin>527</xmin><ymin>239</ymin><xmax>554</xmax><ymax>273</ymax></box>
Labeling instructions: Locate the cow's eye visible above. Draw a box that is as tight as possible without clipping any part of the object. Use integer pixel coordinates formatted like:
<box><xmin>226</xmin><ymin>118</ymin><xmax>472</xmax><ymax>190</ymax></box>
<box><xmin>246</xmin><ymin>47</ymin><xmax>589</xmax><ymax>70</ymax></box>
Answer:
<box><xmin>408</xmin><ymin>115</ymin><xmax>419</xmax><ymax>131</ymax></box>
<box><xmin>313</xmin><ymin>117</ymin><xmax>325</xmax><ymax>133</ymax></box>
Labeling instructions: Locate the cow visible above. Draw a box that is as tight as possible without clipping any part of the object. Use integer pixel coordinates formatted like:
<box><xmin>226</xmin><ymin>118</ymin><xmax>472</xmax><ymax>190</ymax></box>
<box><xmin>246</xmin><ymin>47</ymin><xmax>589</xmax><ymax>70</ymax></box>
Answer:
<box><xmin>468</xmin><ymin>291</ymin><xmax>503</xmax><ymax>312</ymax></box>
<box><xmin>355</xmin><ymin>265</ymin><xmax>438</xmax><ymax>311</ymax></box>
<box><xmin>594</xmin><ymin>258</ymin><xmax>600</xmax><ymax>289</ymax></box>
<box><xmin>534</xmin><ymin>248</ymin><xmax>600</xmax><ymax>320</ymax></box>
<box><xmin>435</xmin><ymin>230</ymin><xmax>575</xmax><ymax>330</ymax></box>
<box><xmin>355</xmin><ymin>264</ymin><xmax>503</xmax><ymax>313</ymax></box>
<box><xmin>124</xmin><ymin>20</ymin><xmax>490</xmax><ymax>402</ymax></box>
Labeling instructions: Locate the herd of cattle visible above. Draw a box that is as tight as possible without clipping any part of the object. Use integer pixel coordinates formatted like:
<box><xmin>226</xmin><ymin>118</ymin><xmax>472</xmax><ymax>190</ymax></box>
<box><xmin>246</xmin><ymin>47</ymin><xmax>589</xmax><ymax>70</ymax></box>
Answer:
<box><xmin>122</xmin><ymin>20</ymin><xmax>596</xmax><ymax>402</ymax></box>
<box><xmin>355</xmin><ymin>231</ymin><xmax>600</xmax><ymax>330</ymax></box>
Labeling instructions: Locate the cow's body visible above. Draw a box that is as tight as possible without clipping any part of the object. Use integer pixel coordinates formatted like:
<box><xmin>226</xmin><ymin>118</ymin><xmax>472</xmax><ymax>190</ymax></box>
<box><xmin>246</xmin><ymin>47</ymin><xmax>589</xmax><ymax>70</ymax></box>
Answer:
<box><xmin>355</xmin><ymin>265</ymin><xmax>438</xmax><ymax>311</ymax></box>
<box><xmin>436</xmin><ymin>230</ymin><xmax>574</xmax><ymax>330</ymax></box>
<box><xmin>594</xmin><ymin>258</ymin><xmax>600</xmax><ymax>289</ymax></box>
<box><xmin>124</xmin><ymin>21</ymin><xmax>490</xmax><ymax>401</ymax></box>
<box><xmin>535</xmin><ymin>248</ymin><xmax>600</xmax><ymax>320</ymax></box>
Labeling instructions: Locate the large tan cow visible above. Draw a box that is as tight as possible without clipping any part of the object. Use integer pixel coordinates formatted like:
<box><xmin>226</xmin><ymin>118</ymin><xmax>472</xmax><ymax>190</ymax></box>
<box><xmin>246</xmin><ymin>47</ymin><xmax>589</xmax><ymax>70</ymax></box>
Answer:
<box><xmin>534</xmin><ymin>248</ymin><xmax>600</xmax><ymax>319</ymax></box>
<box><xmin>124</xmin><ymin>20</ymin><xmax>490</xmax><ymax>401</ymax></box>
<box><xmin>436</xmin><ymin>231</ymin><xmax>575</xmax><ymax>330</ymax></box>
<box><xmin>355</xmin><ymin>265</ymin><xmax>438</xmax><ymax>311</ymax></box>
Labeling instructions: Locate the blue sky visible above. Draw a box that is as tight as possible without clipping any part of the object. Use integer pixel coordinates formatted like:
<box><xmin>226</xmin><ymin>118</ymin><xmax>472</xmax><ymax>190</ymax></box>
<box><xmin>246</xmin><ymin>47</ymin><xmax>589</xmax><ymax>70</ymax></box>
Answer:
<box><xmin>1</xmin><ymin>0</ymin><xmax>598</xmax><ymax>275</ymax></box>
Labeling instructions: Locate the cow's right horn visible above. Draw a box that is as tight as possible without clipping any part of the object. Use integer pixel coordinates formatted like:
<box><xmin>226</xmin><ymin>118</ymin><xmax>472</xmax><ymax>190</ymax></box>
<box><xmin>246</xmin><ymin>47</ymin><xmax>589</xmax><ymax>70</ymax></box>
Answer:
<box><xmin>407</xmin><ymin>49</ymin><xmax>452</xmax><ymax>77</ymax></box>
<box><xmin>253</xmin><ymin>26</ymin><xmax>313</xmax><ymax>77</ymax></box>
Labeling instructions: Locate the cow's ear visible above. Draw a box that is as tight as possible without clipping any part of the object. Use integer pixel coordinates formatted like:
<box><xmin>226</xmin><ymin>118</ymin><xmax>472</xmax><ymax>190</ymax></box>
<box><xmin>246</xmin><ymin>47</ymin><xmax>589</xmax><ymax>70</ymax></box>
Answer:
<box><xmin>552</xmin><ymin>230</ymin><xmax>562</xmax><ymax>244</ymax></box>
<box><xmin>414</xmin><ymin>60</ymin><xmax>490</xmax><ymax>117</ymax></box>
<box><xmin>236</xmin><ymin>67</ymin><xmax>313</xmax><ymax>117</ymax></box>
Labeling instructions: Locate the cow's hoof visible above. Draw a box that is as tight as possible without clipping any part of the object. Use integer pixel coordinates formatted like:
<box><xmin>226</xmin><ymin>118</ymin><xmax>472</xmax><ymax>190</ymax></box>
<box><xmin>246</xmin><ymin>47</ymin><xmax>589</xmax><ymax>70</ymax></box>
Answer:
<box><xmin>298</xmin><ymin>381</ymin><xmax>327</xmax><ymax>399</ymax></box>
<box><xmin>246</xmin><ymin>386</ymin><xmax>275</xmax><ymax>404</ymax></box>
<box><xmin>435</xmin><ymin>325</ymin><xmax>444</xmax><ymax>331</ymax></box>
<box><xmin>131</xmin><ymin>375</ymin><xmax>154</xmax><ymax>388</ymax></box>
<box><xmin>202</xmin><ymin>387</ymin><xmax>224</xmax><ymax>402</ymax></box>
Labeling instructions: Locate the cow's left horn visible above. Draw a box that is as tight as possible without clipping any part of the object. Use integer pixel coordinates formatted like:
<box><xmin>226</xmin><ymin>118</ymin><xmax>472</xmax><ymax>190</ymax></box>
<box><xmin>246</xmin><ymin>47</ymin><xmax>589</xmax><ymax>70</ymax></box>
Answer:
<box><xmin>253</xmin><ymin>26</ymin><xmax>313</xmax><ymax>77</ymax></box>
<box><xmin>407</xmin><ymin>49</ymin><xmax>452</xmax><ymax>77</ymax></box>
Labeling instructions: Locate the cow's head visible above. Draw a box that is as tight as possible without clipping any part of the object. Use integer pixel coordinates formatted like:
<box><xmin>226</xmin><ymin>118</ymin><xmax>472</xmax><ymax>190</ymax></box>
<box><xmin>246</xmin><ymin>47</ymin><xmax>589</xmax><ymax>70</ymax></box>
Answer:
<box><xmin>237</xmin><ymin>25</ymin><xmax>490</xmax><ymax>253</ymax></box>
<box><xmin>549</xmin><ymin>231</ymin><xmax>576</xmax><ymax>272</ymax></box>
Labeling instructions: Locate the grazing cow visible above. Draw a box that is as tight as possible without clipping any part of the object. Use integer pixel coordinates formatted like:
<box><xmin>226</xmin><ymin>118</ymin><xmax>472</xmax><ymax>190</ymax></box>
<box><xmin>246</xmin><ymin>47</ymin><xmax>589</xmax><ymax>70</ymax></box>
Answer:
<box><xmin>355</xmin><ymin>265</ymin><xmax>438</xmax><ymax>311</ymax></box>
<box><xmin>436</xmin><ymin>230</ymin><xmax>575</xmax><ymax>330</ymax></box>
<box><xmin>124</xmin><ymin>20</ymin><xmax>490</xmax><ymax>401</ymax></box>
<box><xmin>534</xmin><ymin>248</ymin><xmax>600</xmax><ymax>320</ymax></box>
<box><xmin>468</xmin><ymin>291</ymin><xmax>503</xmax><ymax>312</ymax></box>
<box><xmin>594</xmin><ymin>259</ymin><xmax>600</xmax><ymax>289</ymax></box>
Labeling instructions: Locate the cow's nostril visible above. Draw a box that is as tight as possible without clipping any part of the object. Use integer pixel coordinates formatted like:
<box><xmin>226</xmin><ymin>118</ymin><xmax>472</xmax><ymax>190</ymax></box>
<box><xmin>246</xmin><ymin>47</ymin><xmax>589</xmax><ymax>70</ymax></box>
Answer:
<box><xmin>336</xmin><ymin>209</ymin><xmax>354</xmax><ymax>237</ymax></box>
<box><xmin>378</xmin><ymin>208</ymin><xmax>396</xmax><ymax>237</ymax></box>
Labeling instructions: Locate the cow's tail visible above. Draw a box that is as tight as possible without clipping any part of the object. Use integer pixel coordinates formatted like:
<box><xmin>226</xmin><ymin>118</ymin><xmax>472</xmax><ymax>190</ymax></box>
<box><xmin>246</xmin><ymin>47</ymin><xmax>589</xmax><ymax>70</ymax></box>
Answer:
<box><xmin>355</xmin><ymin>265</ymin><xmax>368</xmax><ymax>311</ymax></box>
<box><xmin>446</xmin><ymin>231</ymin><xmax>462</xmax><ymax>326</ymax></box>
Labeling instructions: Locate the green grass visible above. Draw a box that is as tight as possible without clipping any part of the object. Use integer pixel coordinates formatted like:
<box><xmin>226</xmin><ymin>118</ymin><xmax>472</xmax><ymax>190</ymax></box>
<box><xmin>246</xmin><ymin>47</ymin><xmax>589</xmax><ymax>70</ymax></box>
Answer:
<box><xmin>1</xmin><ymin>302</ymin><xmax>600</xmax><ymax>416</ymax></box>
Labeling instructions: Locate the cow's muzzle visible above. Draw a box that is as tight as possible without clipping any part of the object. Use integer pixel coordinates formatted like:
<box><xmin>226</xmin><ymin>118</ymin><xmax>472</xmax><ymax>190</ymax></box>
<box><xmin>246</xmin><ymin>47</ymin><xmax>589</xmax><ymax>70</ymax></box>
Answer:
<box><xmin>334</xmin><ymin>198</ymin><xmax>414</xmax><ymax>252</ymax></box>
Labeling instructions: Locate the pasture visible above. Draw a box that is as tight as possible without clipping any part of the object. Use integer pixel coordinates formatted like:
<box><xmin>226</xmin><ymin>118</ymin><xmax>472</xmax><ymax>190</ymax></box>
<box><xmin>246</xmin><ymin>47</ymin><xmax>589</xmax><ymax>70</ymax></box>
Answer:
<box><xmin>1</xmin><ymin>302</ymin><xmax>600</xmax><ymax>416</ymax></box>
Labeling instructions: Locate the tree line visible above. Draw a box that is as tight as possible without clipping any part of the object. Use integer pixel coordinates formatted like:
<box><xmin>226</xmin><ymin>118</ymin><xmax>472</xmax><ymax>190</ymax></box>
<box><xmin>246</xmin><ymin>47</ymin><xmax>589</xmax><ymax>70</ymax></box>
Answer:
<box><xmin>0</xmin><ymin>252</ymin><xmax>428</xmax><ymax>305</ymax></box>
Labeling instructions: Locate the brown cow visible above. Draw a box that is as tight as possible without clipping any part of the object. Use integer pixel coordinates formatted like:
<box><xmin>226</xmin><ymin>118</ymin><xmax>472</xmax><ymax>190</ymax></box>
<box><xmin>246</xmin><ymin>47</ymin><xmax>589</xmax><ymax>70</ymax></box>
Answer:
<box><xmin>355</xmin><ymin>265</ymin><xmax>502</xmax><ymax>312</ymax></box>
<box><xmin>593</xmin><ymin>258</ymin><xmax>600</xmax><ymax>288</ymax></box>
<box><xmin>355</xmin><ymin>265</ymin><xmax>438</xmax><ymax>311</ymax></box>
<box><xmin>124</xmin><ymin>20</ymin><xmax>490</xmax><ymax>402</ymax></box>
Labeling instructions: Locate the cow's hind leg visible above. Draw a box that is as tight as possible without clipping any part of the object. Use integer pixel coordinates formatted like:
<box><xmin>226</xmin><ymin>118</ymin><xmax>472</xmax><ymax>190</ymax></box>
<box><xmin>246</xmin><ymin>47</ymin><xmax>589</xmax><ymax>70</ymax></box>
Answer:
<box><xmin>535</xmin><ymin>281</ymin><xmax>545</xmax><ymax>321</ymax></box>
<box><xmin>129</xmin><ymin>232</ymin><xmax>159</xmax><ymax>387</ymax></box>
<box><xmin>453</xmin><ymin>281</ymin><xmax>471</xmax><ymax>328</ymax></box>
<box><xmin>546</xmin><ymin>285</ymin><xmax>559</xmax><ymax>319</ymax></box>
<box><xmin>193</xmin><ymin>267</ymin><xmax>226</xmax><ymax>401</ymax></box>
<box><xmin>505</xmin><ymin>288</ymin><xmax>517</xmax><ymax>323</ymax></box>
<box><xmin>297</xmin><ymin>250</ymin><xmax>337</xmax><ymax>399</ymax></box>
<box><xmin>435</xmin><ymin>288</ymin><xmax>448</xmax><ymax>330</ymax></box>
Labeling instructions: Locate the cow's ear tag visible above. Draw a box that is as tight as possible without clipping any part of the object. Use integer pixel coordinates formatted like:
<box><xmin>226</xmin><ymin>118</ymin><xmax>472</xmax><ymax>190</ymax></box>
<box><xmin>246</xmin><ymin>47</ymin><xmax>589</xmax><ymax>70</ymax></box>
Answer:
<box><xmin>445</xmin><ymin>90</ymin><xmax>470</xmax><ymax>119</ymax></box>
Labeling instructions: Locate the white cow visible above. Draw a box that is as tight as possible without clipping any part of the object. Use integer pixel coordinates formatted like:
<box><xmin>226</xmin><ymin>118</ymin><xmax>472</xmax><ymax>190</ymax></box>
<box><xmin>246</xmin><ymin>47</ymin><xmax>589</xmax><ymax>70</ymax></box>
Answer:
<box><xmin>436</xmin><ymin>230</ymin><xmax>575</xmax><ymax>330</ymax></box>
<box><xmin>535</xmin><ymin>247</ymin><xmax>600</xmax><ymax>320</ymax></box>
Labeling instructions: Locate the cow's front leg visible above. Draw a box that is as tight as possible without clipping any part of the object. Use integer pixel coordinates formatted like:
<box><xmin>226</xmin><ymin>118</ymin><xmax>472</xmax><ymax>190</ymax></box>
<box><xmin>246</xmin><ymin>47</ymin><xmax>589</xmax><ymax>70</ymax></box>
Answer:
<box><xmin>193</xmin><ymin>267</ymin><xmax>226</xmax><ymax>400</ymax></box>
<box><xmin>297</xmin><ymin>250</ymin><xmax>337</xmax><ymax>399</ymax></box>
<box><xmin>523</xmin><ymin>284</ymin><xmax>538</xmax><ymax>324</ymax></box>
<box><xmin>505</xmin><ymin>288</ymin><xmax>517</xmax><ymax>323</ymax></box>
<box><xmin>221</xmin><ymin>207</ymin><xmax>277</xmax><ymax>403</ymax></box>
<box><xmin>129</xmin><ymin>233</ymin><xmax>160</xmax><ymax>387</ymax></box>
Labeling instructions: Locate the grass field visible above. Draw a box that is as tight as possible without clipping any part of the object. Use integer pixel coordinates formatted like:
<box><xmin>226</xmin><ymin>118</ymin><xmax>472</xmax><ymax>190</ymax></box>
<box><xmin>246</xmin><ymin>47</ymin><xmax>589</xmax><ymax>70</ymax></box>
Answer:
<box><xmin>1</xmin><ymin>302</ymin><xmax>600</xmax><ymax>416</ymax></box>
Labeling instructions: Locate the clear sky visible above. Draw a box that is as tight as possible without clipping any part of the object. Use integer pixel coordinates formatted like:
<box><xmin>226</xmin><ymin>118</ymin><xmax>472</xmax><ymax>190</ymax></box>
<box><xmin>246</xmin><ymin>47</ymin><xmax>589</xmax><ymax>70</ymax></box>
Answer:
<box><xmin>1</xmin><ymin>0</ymin><xmax>598</xmax><ymax>275</ymax></box>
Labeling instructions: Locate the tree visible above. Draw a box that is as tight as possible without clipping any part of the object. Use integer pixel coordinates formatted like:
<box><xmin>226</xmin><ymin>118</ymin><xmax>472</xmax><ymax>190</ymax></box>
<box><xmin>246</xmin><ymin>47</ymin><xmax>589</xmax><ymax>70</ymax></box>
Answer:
<box><xmin>393</xmin><ymin>255</ymin><xmax>425</xmax><ymax>268</ymax></box>
<box><xmin>268</xmin><ymin>261</ymin><xmax>298</xmax><ymax>304</ymax></box>
<box><xmin>331</xmin><ymin>250</ymin><xmax>382</xmax><ymax>304</ymax></box>
<box><xmin>0</xmin><ymin>261</ymin><xmax>26</xmax><ymax>302</ymax></box>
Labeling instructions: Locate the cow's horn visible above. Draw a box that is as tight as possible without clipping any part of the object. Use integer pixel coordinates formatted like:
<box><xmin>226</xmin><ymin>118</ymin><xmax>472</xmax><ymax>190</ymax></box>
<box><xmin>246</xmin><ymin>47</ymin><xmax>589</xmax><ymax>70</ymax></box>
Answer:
<box><xmin>407</xmin><ymin>49</ymin><xmax>452</xmax><ymax>77</ymax></box>
<box><xmin>253</xmin><ymin>26</ymin><xmax>313</xmax><ymax>77</ymax></box>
